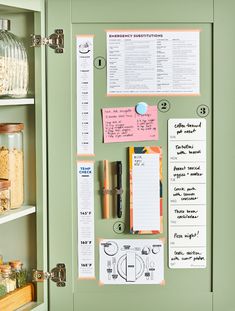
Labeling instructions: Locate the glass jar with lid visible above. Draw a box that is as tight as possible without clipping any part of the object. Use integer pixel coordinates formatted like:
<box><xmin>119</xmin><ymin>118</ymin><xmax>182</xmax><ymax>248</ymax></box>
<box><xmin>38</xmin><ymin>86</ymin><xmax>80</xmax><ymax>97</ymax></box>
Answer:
<box><xmin>0</xmin><ymin>179</ymin><xmax>10</xmax><ymax>214</ymax></box>
<box><xmin>0</xmin><ymin>270</ymin><xmax>7</xmax><ymax>298</ymax></box>
<box><xmin>0</xmin><ymin>264</ymin><xmax>16</xmax><ymax>293</ymax></box>
<box><xmin>0</xmin><ymin>19</ymin><xmax>29</xmax><ymax>97</ymax></box>
<box><xmin>9</xmin><ymin>260</ymin><xmax>27</xmax><ymax>288</ymax></box>
<box><xmin>0</xmin><ymin>123</ymin><xmax>24</xmax><ymax>209</ymax></box>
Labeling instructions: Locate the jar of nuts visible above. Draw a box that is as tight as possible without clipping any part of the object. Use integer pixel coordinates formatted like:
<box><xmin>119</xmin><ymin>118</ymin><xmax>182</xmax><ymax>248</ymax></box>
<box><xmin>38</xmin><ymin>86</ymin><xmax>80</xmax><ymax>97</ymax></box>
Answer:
<box><xmin>0</xmin><ymin>123</ymin><xmax>24</xmax><ymax>209</ymax></box>
<box><xmin>0</xmin><ymin>179</ymin><xmax>10</xmax><ymax>214</ymax></box>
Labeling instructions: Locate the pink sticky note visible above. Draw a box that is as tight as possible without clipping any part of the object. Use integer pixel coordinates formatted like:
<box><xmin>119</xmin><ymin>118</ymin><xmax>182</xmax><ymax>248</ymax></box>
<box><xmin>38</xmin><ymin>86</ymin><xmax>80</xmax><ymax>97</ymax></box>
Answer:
<box><xmin>102</xmin><ymin>106</ymin><xmax>158</xmax><ymax>143</ymax></box>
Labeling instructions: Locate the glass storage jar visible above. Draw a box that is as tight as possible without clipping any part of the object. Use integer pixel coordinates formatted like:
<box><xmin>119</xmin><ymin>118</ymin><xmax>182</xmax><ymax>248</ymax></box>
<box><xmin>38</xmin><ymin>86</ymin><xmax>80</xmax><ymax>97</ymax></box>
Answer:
<box><xmin>0</xmin><ymin>123</ymin><xmax>24</xmax><ymax>209</ymax></box>
<box><xmin>0</xmin><ymin>19</ymin><xmax>29</xmax><ymax>97</ymax></box>
<box><xmin>0</xmin><ymin>265</ymin><xmax>16</xmax><ymax>293</ymax></box>
<box><xmin>0</xmin><ymin>270</ymin><xmax>7</xmax><ymax>298</ymax></box>
<box><xmin>9</xmin><ymin>260</ymin><xmax>27</xmax><ymax>288</ymax></box>
<box><xmin>0</xmin><ymin>179</ymin><xmax>10</xmax><ymax>214</ymax></box>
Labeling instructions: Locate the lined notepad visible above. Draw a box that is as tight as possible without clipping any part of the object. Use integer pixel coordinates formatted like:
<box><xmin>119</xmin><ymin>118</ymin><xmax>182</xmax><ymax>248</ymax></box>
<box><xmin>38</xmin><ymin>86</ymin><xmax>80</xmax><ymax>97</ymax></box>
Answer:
<box><xmin>129</xmin><ymin>147</ymin><xmax>163</xmax><ymax>234</ymax></box>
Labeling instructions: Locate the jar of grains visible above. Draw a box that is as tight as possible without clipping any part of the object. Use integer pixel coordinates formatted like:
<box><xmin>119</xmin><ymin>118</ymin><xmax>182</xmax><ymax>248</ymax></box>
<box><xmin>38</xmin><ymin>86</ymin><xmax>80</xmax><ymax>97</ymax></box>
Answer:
<box><xmin>0</xmin><ymin>123</ymin><xmax>24</xmax><ymax>209</ymax></box>
<box><xmin>0</xmin><ymin>179</ymin><xmax>11</xmax><ymax>214</ymax></box>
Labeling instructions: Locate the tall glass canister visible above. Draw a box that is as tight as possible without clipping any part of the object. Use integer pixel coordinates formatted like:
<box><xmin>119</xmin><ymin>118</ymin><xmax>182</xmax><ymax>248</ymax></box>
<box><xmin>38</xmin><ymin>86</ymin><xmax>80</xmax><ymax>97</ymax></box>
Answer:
<box><xmin>0</xmin><ymin>19</ymin><xmax>29</xmax><ymax>97</ymax></box>
<box><xmin>0</xmin><ymin>123</ymin><xmax>24</xmax><ymax>209</ymax></box>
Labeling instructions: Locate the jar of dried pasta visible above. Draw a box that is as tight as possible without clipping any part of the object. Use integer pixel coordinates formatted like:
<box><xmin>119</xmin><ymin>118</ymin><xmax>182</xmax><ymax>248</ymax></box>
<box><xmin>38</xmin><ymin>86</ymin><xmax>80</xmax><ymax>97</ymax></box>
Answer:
<box><xmin>0</xmin><ymin>123</ymin><xmax>24</xmax><ymax>209</ymax></box>
<box><xmin>0</xmin><ymin>179</ymin><xmax>10</xmax><ymax>214</ymax></box>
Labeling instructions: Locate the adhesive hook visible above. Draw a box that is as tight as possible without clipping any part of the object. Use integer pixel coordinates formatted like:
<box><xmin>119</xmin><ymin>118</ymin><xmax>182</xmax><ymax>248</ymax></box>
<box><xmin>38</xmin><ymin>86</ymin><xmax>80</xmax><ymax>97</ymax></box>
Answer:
<box><xmin>135</xmin><ymin>102</ymin><xmax>148</xmax><ymax>115</ymax></box>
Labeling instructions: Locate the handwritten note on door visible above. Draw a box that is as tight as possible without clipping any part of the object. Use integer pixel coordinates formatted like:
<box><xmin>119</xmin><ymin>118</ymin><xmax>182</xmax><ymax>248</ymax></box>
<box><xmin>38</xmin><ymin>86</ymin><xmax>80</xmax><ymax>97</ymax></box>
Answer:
<box><xmin>168</xmin><ymin>119</ymin><xmax>206</xmax><ymax>268</ymax></box>
<box><xmin>102</xmin><ymin>106</ymin><xmax>158</xmax><ymax>143</ymax></box>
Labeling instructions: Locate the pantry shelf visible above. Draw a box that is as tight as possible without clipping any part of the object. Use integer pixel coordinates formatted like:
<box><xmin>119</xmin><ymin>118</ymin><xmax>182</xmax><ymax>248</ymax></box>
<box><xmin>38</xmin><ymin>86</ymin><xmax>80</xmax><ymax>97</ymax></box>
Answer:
<box><xmin>0</xmin><ymin>98</ymin><xmax>34</xmax><ymax>106</ymax></box>
<box><xmin>0</xmin><ymin>205</ymin><xmax>36</xmax><ymax>225</ymax></box>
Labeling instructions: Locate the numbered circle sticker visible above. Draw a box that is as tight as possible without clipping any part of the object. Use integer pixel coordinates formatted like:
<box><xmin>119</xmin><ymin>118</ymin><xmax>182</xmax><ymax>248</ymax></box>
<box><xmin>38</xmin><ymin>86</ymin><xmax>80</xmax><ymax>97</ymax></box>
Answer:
<box><xmin>113</xmin><ymin>221</ymin><xmax>126</xmax><ymax>234</ymax></box>
<box><xmin>94</xmin><ymin>56</ymin><xmax>106</xmax><ymax>69</ymax></box>
<box><xmin>197</xmin><ymin>104</ymin><xmax>210</xmax><ymax>117</ymax></box>
<box><xmin>158</xmin><ymin>99</ymin><xmax>171</xmax><ymax>112</ymax></box>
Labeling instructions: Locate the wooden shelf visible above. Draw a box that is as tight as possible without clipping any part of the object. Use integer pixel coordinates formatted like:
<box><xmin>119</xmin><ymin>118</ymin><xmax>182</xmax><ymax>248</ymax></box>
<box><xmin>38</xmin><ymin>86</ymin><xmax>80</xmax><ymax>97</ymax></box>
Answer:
<box><xmin>0</xmin><ymin>205</ymin><xmax>36</xmax><ymax>225</ymax></box>
<box><xmin>0</xmin><ymin>283</ymin><xmax>35</xmax><ymax>311</ymax></box>
<box><xmin>0</xmin><ymin>98</ymin><xmax>34</xmax><ymax>106</ymax></box>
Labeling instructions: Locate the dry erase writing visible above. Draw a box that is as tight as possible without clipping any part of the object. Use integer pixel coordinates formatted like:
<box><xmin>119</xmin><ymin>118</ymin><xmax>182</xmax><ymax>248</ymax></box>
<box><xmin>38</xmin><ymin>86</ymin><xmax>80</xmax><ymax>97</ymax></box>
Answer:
<box><xmin>168</xmin><ymin>119</ymin><xmax>206</xmax><ymax>269</ymax></box>
<box><xmin>169</xmin><ymin>183</ymin><xmax>206</xmax><ymax>205</ymax></box>
<box><xmin>169</xmin><ymin>141</ymin><xmax>206</xmax><ymax>161</ymax></box>
<box><xmin>169</xmin><ymin>162</ymin><xmax>206</xmax><ymax>182</ymax></box>
<box><xmin>170</xmin><ymin>248</ymin><xmax>206</xmax><ymax>267</ymax></box>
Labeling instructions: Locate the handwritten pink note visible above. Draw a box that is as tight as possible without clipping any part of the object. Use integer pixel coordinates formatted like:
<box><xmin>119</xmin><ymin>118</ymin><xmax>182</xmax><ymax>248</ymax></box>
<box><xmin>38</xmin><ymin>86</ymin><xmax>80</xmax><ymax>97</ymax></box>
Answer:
<box><xmin>102</xmin><ymin>106</ymin><xmax>158</xmax><ymax>143</ymax></box>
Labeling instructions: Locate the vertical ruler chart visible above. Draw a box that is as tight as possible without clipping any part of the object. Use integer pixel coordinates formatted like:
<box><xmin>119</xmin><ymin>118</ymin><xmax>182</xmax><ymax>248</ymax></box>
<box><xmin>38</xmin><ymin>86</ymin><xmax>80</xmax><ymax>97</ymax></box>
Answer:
<box><xmin>168</xmin><ymin>119</ymin><xmax>207</xmax><ymax>269</ymax></box>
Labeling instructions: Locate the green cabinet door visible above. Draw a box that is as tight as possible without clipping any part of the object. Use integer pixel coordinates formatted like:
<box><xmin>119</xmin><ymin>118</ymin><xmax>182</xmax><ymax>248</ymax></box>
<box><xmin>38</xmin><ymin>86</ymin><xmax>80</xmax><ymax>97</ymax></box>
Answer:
<box><xmin>46</xmin><ymin>0</ymin><xmax>235</xmax><ymax>310</ymax></box>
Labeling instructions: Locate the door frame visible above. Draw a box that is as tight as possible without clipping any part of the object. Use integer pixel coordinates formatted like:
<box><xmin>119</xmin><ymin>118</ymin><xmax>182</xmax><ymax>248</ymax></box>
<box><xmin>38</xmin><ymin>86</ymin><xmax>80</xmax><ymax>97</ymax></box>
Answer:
<box><xmin>46</xmin><ymin>0</ymin><xmax>235</xmax><ymax>310</ymax></box>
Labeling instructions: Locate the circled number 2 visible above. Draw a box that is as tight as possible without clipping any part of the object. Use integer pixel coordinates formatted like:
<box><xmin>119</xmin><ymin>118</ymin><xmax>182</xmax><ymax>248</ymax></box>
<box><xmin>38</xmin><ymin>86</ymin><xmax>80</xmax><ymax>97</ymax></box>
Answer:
<box><xmin>158</xmin><ymin>100</ymin><xmax>170</xmax><ymax>112</ymax></box>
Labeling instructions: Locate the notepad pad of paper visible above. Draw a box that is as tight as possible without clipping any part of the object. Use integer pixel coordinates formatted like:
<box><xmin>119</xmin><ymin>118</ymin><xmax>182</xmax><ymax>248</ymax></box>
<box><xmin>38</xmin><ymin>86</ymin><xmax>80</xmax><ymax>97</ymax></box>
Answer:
<box><xmin>129</xmin><ymin>146</ymin><xmax>163</xmax><ymax>234</ymax></box>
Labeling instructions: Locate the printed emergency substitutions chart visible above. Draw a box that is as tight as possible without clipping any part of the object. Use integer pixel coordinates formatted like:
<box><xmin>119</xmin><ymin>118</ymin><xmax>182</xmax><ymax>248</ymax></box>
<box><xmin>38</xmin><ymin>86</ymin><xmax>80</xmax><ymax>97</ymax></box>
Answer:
<box><xmin>107</xmin><ymin>30</ymin><xmax>200</xmax><ymax>96</ymax></box>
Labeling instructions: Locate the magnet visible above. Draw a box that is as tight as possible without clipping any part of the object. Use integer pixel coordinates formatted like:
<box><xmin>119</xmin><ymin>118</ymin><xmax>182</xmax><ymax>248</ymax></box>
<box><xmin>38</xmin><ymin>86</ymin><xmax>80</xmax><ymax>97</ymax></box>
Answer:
<box><xmin>135</xmin><ymin>102</ymin><xmax>148</xmax><ymax>115</ymax></box>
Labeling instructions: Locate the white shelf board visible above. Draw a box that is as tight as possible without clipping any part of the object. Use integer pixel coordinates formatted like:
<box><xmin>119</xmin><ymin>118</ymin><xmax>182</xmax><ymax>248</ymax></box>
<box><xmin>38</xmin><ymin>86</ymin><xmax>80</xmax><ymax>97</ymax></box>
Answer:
<box><xmin>0</xmin><ymin>205</ymin><xmax>36</xmax><ymax>225</ymax></box>
<box><xmin>0</xmin><ymin>98</ymin><xmax>34</xmax><ymax>106</ymax></box>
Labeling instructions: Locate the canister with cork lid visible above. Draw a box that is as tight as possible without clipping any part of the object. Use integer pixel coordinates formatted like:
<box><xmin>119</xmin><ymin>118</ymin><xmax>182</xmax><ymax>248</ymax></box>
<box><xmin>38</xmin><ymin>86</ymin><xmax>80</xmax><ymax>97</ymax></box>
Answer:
<box><xmin>0</xmin><ymin>123</ymin><xmax>24</xmax><ymax>209</ymax></box>
<box><xmin>9</xmin><ymin>260</ymin><xmax>27</xmax><ymax>288</ymax></box>
<box><xmin>0</xmin><ymin>268</ymin><xmax>7</xmax><ymax>297</ymax></box>
<box><xmin>0</xmin><ymin>179</ymin><xmax>11</xmax><ymax>214</ymax></box>
<box><xmin>0</xmin><ymin>264</ymin><xmax>16</xmax><ymax>293</ymax></box>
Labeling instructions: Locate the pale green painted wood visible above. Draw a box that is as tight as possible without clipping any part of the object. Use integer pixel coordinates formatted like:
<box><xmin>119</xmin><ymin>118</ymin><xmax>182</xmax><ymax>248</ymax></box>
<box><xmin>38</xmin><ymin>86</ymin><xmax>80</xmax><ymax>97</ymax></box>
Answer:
<box><xmin>71</xmin><ymin>0</ymin><xmax>213</xmax><ymax>23</ymax></box>
<box><xmin>75</xmin><ymin>292</ymin><xmax>212</xmax><ymax>311</ymax></box>
<box><xmin>71</xmin><ymin>22</ymin><xmax>212</xmax><ymax>311</ymax></box>
<box><xmin>0</xmin><ymin>1</ymin><xmax>48</xmax><ymax>310</ymax></box>
<box><xmin>213</xmin><ymin>0</ymin><xmax>235</xmax><ymax>310</ymax></box>
<box><xmin>0</xmin><ymin>0</ymin><xmax>42</xmax><ymax>12</ymax></box>
<box><xmin>47</xmin><ymin>0</ymin><xmax>235</xmax><ymax>310</ymax></box>
<box><xmin>46</xmin><ymin>0</ymin><xmax>74</xmax><ymax>310</ymax></box>
<box><xmin>34</xmin><ymin>1</ymin><xmax>48</xmax><ymax>309</ymax></box>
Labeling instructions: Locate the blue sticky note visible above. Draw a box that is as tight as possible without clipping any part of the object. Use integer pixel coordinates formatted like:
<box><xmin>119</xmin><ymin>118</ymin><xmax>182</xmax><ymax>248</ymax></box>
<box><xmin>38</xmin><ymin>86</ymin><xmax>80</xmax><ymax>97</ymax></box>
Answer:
<box><xmin>135</xmin><ymin>102</ymin><xmax>148</xmax><ymax>115</ymax></box>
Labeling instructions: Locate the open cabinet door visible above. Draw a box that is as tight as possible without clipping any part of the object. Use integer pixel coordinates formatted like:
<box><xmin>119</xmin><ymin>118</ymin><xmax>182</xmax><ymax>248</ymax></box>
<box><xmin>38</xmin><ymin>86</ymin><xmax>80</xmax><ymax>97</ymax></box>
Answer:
<box><xmin>47</xmin><ymin>0</ymin><xmax>235</xmax><ymax>311</ymax></box>
<box><xmin>0</xmin><ymin>0</ymin><xmax>48</xmax><ymax>310</ymax></box>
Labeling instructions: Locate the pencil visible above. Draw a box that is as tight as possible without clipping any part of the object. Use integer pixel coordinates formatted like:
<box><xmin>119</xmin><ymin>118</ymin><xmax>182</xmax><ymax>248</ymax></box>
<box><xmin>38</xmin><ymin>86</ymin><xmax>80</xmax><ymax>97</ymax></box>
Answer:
<box><xmin>103</xmin><ymin>160</ymin><xmax>110</xmax><ymax>219</ymax></box>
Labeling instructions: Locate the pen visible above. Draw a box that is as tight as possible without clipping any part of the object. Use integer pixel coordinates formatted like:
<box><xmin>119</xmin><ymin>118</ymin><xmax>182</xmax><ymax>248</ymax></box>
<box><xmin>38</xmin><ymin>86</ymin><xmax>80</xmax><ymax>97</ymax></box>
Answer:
<box><xmin>116</xmin><ymin>161</ymin><xmax>122</xmax><ymax>218</ymax></box>
<box><xmin>103</xmin><ymin>160</ymin><xmax>110</xmax><ymax>219</ymax></box>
